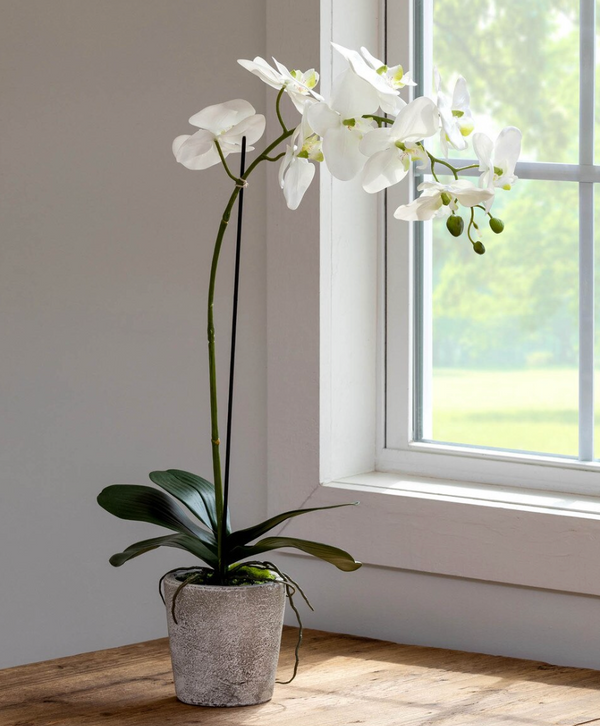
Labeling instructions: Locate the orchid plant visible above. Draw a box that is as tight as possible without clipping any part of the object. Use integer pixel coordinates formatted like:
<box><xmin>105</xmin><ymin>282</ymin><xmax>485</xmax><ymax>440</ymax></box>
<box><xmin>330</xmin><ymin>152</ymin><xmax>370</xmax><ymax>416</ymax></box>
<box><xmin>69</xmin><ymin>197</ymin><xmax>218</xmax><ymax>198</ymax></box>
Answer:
<box><xmin>97</xmin><ymin>43</ymin><xmax>521</xmax><ymax>656</ymax></box>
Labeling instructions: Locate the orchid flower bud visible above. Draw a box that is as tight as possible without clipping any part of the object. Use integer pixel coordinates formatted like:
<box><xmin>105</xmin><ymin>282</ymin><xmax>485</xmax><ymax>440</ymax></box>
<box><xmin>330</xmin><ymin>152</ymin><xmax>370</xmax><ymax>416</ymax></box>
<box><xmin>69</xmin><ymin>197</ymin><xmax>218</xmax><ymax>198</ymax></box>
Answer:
<box><xmin>489</xmin><ymin>217</ymin><xmax>504</xmax><ymax>234</ymax></box>
<box><xmin>446</xmin><ymin>215</ymin><xmax>464</xmax><ymax>237</ymax></box>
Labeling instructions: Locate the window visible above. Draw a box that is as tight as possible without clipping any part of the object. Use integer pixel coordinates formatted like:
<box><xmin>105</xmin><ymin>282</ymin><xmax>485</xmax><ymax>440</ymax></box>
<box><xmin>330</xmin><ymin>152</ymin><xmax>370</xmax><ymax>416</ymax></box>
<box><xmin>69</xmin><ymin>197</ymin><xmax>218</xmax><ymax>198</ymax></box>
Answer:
<box><xmin>383</xmin><ymin>0</ymin><xmax>600</xmax><ymax>494</ymax></box>
<box><xmin>266</xmin><ymin>0</ymin><xmax>600</xmax><ymax>597</ymax></box>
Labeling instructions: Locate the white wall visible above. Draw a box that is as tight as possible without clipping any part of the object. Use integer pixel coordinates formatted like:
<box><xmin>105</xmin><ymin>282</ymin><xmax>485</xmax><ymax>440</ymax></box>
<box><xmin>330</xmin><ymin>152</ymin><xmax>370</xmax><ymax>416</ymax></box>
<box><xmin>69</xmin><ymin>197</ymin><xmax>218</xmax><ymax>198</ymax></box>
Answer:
<box><xmin>0</xmin><ymin>0</ymin><xmax>268</xmax><ymax>668</ymax></box>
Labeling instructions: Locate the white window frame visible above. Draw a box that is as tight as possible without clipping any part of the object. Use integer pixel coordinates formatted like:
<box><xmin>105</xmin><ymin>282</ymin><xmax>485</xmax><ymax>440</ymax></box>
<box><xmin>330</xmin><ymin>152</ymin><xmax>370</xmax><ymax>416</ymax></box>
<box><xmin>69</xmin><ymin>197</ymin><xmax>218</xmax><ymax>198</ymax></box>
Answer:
<box><xmin>265</xmin><ymin>0</ymin><xmax>600</xmax><ymax>600</ymax></box>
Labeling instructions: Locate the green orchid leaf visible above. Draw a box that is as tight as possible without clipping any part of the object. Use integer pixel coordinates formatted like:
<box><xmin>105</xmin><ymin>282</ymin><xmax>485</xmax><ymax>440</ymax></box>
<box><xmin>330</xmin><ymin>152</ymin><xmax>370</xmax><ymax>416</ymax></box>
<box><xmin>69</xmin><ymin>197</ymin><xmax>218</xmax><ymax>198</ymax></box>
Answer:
<box><xmin>228</xmin><ymin>502</ymin><xmax>359</xmax><ymax>548</ymax></box>
<box><xmin>166</xmin><ymin>469</ymin><xmax>231</xmax><ymax>534</ymax></box>
<box><xmin>149</xmin><ymin>470</ymin><xmax>217</xmax><ymax>533</ymax></box>
<box><xmin>230</xmin><ymin>536</ymin><xmax>362</xmax><ymax>572</ymax></box>
<box><xmin>108</xmin><ymin>532</ymin><xmax>218</xmax><ymax>569</ymax></box>
<box><xmin>97</xmin><ymin>484</ymin><xmax>214</xmax><ymax>544</ymax></box>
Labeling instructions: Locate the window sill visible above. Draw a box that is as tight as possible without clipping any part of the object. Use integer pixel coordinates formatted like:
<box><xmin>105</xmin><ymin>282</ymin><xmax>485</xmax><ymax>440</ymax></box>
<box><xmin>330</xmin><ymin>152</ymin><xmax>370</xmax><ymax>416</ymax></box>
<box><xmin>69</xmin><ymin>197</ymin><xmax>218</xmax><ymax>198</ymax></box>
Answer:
<box><xmin>328</xmin><ymin>470</ymin><xmax>600</xmax><ymax>520</ymax></box>
<box><xmin>276</xmin><ymin>470</ymin><xmax>600</xmax><ymax>598</ymax></box>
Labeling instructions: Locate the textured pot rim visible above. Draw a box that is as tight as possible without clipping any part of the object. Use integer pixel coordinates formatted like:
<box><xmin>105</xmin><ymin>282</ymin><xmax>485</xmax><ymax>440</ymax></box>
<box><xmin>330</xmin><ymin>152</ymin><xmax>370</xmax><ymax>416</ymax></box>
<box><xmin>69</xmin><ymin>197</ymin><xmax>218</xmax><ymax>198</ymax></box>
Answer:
<box><xmin>164</xmin><ymin>569</ymin><xmax>285</xmax><ymax>592</ymax></box>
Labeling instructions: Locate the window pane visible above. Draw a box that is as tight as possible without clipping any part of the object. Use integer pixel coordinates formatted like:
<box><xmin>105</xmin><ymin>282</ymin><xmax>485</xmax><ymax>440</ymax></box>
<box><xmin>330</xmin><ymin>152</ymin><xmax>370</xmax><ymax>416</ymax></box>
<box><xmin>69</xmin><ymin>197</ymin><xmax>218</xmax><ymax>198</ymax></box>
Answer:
<box><xmin>431</xmin><ymin>0</ymin><xmax>579</xmax><ymax>164</ymax></box>
<box><xmin>429</xmin><ymin>180</ymin><xmax>579</xmax><ymax>456</ymax></box>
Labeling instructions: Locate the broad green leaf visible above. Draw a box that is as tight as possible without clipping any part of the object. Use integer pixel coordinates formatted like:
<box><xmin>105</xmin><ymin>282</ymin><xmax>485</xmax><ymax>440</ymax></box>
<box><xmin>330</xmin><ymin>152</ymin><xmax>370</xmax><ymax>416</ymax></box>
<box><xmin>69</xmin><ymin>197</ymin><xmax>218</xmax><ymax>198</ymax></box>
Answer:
<box><xmin>229</xmin><ymin>536</ymin><xmax>362</xmax><ymax>572</ymax></box>
<box><xmin>97</xmin><ymin>484</ymin><xmax>214</xmax><ymax>546</ymax></box>
<box><xmin>167</xmin><ymin>469</ymin><xmax>231</xmax><ymax>534</ymax></box>
<box><xmin>227</xmin><ymin>502</ymin><xmax>359</xmax><ymax>548</ymax></box>
<box><xmin>108</xmin><ymin>532</ymin><xmax>218</xmax><ymax>569</ymax></box>
<box><xmin>150</xmin><ymin>470</ymin><xmax>216</xmax><ymax>533</ymax></box>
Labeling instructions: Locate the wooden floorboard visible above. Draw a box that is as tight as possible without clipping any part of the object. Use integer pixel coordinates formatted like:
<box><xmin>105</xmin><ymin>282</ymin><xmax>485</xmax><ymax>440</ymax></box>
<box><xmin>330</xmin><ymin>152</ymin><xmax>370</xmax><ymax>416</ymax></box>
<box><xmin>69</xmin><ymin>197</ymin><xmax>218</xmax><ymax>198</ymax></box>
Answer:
<box><xmin>1</xmin><ymin>627</ymin><xmax>600</xmax><ymax>725</ymax></box>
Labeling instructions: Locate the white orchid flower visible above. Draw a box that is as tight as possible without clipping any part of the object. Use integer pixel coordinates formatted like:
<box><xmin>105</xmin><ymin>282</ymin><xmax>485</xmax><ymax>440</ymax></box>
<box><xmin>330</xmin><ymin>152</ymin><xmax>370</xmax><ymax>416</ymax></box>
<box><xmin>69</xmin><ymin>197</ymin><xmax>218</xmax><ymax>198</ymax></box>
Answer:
<box><xmin>173</xmin><ymin>99</ymin><xmax>265</xmax><ymax>171</ymax></box>
<box><xmin>279</xmin><ymin>112</ymin><xmax>323</xmax><ymax>210</ymax></box>
<box><xmin>473</xmin><ymin>126</ymin><xmax>522</xmax><ymax>199</ymax></box>
<box><xmin>359</xmin><ymin>96</ymin><xmax>439</xmax><ymax>193</ymax></box>
<box><xmin>237</xmin><ymin>56</ymin><xmax>322</xmax><ymax>112</ymax></box>
<box><xmin>306</xmin><ymin>70</ymin><xmax>378</xmax><ymax>181</ymax></box>
<box><xmin>394</xmin><ymin>179</ymin><xmax>494</xmax><ymax>221</ymax></box>
<box><xmin>435</xmin><ymin>69</ymin><xmax>474</xmax><ymax>157</ymax></box>
<box><xmin>360</xmin><ymin>46</ymin><xmax>416</xmax><ymax>91</ymax></box>
<box><xmin>331</xmin><ymin>43</ymin><xmax>408</xmax><ymax>115</ymax></box>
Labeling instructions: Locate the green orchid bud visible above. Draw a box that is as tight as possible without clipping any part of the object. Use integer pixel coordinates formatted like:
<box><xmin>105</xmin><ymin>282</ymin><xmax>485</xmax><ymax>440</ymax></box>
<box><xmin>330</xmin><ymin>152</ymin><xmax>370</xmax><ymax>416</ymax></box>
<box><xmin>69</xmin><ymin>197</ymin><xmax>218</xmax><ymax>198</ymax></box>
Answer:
<box><xmin>440</xmin><ymin>192</ymin><xmax>452</xmax><ymax>206</ymax></box>
<box><xmin>446</xmin><ymin>215</ymin><xmax>464</xmax><ymax>237</ymax></box>
<box><xmin>290</xmin><ymin>69</ymin><xmax>298</xmax><ymax>79</ymax></box>
<box><xmin>473</xmin><ymin>241</ymin><xmax>486</xmax><ymax>255</ymax></box>
<box><xmin>394</xmin><ymin>140</ymin><xmax>406</xmax><ymax>151</ymax></box>
<box><xmin>342</xmin><ymin>118</ymin><xmax>356</xmax><ymax>128</ymax></box>
<box><xmin>493</xmin><ymin>166</ymin><xmax>503</xmax><ymax>176</ymax></box>
<box><xmin>376</xmin><ymin>64</ymin><xmax>388</xmax><ymax>75</ymax></box>
<box><xmin>489</xmin><ymin>217</ymin><xmax>504</xmax><ymax>234</ymax></box>
<box><xmin>297</xmin><ymin>150</ymin><xmax>310</xmax><ymax>159</ymax></box>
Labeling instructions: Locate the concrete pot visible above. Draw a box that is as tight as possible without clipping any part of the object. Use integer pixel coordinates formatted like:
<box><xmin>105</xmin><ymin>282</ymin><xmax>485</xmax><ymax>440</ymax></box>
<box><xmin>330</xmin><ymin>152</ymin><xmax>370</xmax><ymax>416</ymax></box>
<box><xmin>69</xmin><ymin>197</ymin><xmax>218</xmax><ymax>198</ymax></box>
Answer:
<box><xmin>163</xmin><ymin>571</ymin><xmax>286</xmax><ymax>707</ymax></box>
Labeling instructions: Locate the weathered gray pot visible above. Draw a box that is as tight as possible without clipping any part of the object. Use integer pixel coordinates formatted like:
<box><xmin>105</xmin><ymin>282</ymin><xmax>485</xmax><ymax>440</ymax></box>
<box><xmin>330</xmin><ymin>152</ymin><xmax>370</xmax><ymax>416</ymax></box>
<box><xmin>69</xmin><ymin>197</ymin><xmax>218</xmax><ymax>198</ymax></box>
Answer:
<box><xmin>163</xmin><ymin>571</ymin><xmax>286</xmax><ymax>707</ymax></box>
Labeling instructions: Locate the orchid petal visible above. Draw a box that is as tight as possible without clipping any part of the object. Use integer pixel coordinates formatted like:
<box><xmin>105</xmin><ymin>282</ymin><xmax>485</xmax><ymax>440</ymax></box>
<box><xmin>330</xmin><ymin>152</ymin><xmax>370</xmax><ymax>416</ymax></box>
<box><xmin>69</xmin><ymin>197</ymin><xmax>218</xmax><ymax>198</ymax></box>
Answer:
<box><xmin>188</xmin><ymin>99</ymin><xmax>256</xmax><ymax>133</ymax></box>
<box><xmin>272</xmin><ymin>57</ymin><xmax>292</xmax><ymax>79</ymax></box>
<box><xmin>221</xmin><ymin>113</ymin><xmax>266</xmax><ymax>146</ymax></box>
<box><xmin>237</xmin><ymin>58</ymin><xmax>283</xmax><ymax>89</ymax></box>
<box><xmin>362</xmin><ymin>147</ymin><xmax>409</xmax><ymax>193</ymax></box>
<box><xmin>380</xmin><ymin>94</ymin><xmax>407</xmax><ymax>115</ymax></box>
<box><xmin>173</xmin><ymin>134</ymin><xmax>192</xmax><ymax>158</ymax></box>
<box><xmin>173</xmin><ymin>129</ymin><xmax>213</xmax><ymax>161</ymax></box>
<box><xmin>449</xmin><ymin>179</ymin><xmax>495</xmax><ymax>207</ymax></box>
<box><xmin>359</xmin><ymin>127</ymin><xmax>394</xmax><ymax>157</ymax></box>
<box><xmin>394</xmin><ymin>194</ymin><xmax>442</xmax><ymax>221</ymax></box>
<box><xmin>282</xmin><ymin>157</ymin><xmax>316</xmax><ymax>210</ymax></box>
<box><xmin>322</xmin><ymin>126</ymin><xmax>366</xmax><ymax>181</ymax></box>
<box><xmin>417</xmin><ymin>181</ymin><xmax>445</xmax><ymax>193</ymax></box>
<box><xmin>452</xmin><ymin>76</ymin><xmax>470</xmax><ymax>112</ymax></box>
<box><xmin>359</xmin><ymin>46</ymin><xmax>383</xmax><ymax>70</ymax></box>
<box><xmin>307</xmin><ymin>102</ymin><xmax>339</xmax><ymax>136</ymax></box>
<box><xmin>391</xmin><ymin>96</ymin><xmax>439</xmax><ymax>142</ymax></box>
<box><xmin>173</xmin><ymin>130</ymin><xmax>221</xmax><ymax>170</ymax></box>
<box><xmin>472</xmin><ymin>132</ymin><xmax>494</xmax><ymax>173</ymax></box>
<box><xmin>286</xmin><ymin>88</ymin><xmax>313</xmax><ymax>113</ymax></box>
<box><xmin>332</xmin><ymin>43</ymin><xmax>390</xmax><ymax>96</ymax></box>
<box><xmin>440</xmin><ymin>109</ymin><xmax>468</xmax><ymax>151</ymax></box>
<box><xmin>278</xmin><ymin>147</ymin><xmax>294</xmax><ymax>189</ymax></box>
<box><xmin>494</xmin><ymin>126</ymin><xmax>522</xmax><ymax>174</ymax></box>
<box><xmin>330</xmin><ymin>69</ymin><xmax>380</xmax><ymax>119</ymax></box>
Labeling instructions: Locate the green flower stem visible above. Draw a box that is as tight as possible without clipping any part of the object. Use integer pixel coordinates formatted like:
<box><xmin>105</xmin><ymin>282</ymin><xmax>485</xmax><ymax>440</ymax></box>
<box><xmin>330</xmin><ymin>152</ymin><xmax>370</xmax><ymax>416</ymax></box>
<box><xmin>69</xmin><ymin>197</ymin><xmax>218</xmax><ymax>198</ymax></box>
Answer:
<box><xmin>426</xmin><ymin>150</ymin><xmax>456</xmax><ymax>180</ymax></box>
<box><xmin>214</xmin><ymin>140</ymin><xmax>244</xmax><ymax>185</ymax></box>
<box><xmin>426</xmin><ymin>150</ymin><xmax>441</xmax><ymax>182</ymax></box>
<box><xmin>264</xmin><ymin>151</ymin><xmax>287</xmax><ymax>162</ymax></box>
<box><xmin>276</xmin><ymin>87</ymin><xmax>288</xmax><ymax>133</ymax></box>
<box><xmin>467</xmin><ymin>207</ymin><xmax>477</xmax><ymax>246</ymax></box>
<box><xmin>362</xmin><ymin>114</ymin><xmax>392</xmax><ymax>125</ymax></box>
<box><xmin>474</xmin><ymin>203</ymin><xmax>493</xmax><ymax>217</ymax></box>
<box><xmin>209</xmin><ymin>126</ymin><xmax>294</xmax><ymax>583</ymax></box>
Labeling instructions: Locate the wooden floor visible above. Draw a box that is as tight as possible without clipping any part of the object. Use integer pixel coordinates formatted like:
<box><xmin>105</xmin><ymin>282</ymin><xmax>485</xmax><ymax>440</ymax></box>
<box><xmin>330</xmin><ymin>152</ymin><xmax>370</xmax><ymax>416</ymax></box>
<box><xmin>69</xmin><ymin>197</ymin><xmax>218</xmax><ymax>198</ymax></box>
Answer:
<box><xmin>2</xmin><ymin>627</ymin><xmax>600</xmax><ymax>726</ymax></box>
